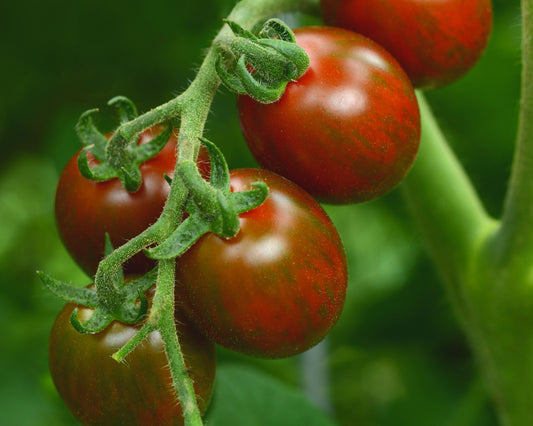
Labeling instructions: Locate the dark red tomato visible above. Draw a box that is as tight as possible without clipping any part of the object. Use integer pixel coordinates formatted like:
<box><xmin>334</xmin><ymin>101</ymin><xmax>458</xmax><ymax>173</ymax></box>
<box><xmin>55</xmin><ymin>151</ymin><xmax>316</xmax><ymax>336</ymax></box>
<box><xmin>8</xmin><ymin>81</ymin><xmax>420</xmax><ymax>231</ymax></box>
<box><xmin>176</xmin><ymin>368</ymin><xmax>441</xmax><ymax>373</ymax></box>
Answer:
<box><xmin>238</xmin><ymin>26</ymin><xmax>420</xmax><ymax>205</ymax></box>
<box><xmin>320</xmin><ymin>0</ymin><xmax>492</xmax><ymax>89</ymax></box>
<box><xmin>49</xmin><ymin>286</ymin><xmax>216</xmax><ymax>425</ymax></box>
<box><xmin>175</xmin><ymin>168</ymin><xmax>347</xmax><ymax>359</ymax></box>
<box><xmin>55</xmin><ymin>126</ymin><xmax>210</xmax><ymax>277</ymax></box>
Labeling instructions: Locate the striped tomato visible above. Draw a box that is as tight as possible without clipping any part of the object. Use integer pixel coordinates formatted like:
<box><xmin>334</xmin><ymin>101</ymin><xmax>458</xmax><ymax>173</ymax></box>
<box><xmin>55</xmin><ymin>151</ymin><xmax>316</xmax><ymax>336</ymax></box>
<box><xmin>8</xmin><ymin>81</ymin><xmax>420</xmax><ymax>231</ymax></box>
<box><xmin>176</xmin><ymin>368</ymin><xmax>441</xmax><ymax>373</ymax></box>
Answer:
<box><xmin>320</xmin><ymin>0</ymin><xmax>492</xmax><ymax>89</ymax></box>
<box><xmin>237</xmin><ymin>26</ymin><xmax>420</xmax><ymax>204</ymax></box>
<box><xmin>176</xmin><ymin>168</ymin><xmax>347</xmax><ymax>358</ymax></box>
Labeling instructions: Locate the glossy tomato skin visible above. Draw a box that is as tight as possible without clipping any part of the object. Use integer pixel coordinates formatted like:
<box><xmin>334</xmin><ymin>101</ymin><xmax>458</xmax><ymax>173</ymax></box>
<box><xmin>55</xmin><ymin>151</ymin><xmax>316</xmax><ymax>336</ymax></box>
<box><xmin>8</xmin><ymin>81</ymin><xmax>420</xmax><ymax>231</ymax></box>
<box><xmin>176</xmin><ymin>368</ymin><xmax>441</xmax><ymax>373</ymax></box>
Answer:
<box><xmin>320</xmin><ymin>0</ymin><xmax>492</xmax><ymax>89</ymax></box>
<box><xmin>55</xmin><ymin>126</ymin><xmax>210</xmax><ymax>277</ymax></box>
<box><xmin>48</xmin><ymin>287</ymin><xmax>216</xmax><ymax>425</ymax></box>
<box><xmin>238</xmin><ymin>27</ymin><xmax>420</xmax><ymax>205</ymax></box>
<box><xmin>176</xmin><ymin>168</ymin><xmax>347</xmax><ymax>359</ymax></box>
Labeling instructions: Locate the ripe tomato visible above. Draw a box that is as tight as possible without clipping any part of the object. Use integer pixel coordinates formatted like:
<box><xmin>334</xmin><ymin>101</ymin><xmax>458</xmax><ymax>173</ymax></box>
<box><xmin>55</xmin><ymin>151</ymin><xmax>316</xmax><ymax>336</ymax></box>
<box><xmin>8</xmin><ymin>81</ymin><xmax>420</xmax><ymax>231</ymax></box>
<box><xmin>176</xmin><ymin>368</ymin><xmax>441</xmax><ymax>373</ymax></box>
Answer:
<box><xmin>48</xmin><ymin>286</ymin><xmax>216</xmax><ymax>425</ymax></box>
<box><xmin>175</xmin><ymin>168</ymin><xmax>347</xmax><ymax>359</ymax></box>
<box><xmin>237</xmin><ymin>26</ymin><xmax>420</xmax><ymax>205</ymax></box>
<box><xmin>320</xmin><ymin>0</ymin><xmax>492</xmax><ymax>89</ymax></box>
<box><xmin>55</xmin><ymin>126</ymin><xmax>210</xmax><ymax>277</ymax></box>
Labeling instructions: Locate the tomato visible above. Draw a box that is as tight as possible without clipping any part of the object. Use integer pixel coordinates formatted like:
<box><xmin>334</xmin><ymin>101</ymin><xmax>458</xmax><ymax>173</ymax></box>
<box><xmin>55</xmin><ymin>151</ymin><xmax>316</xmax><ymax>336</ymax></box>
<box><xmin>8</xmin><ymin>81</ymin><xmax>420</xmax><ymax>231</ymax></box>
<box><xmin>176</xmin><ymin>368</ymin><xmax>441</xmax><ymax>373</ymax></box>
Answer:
<box><xmin>237</xmin><ymin>26</ymin><xmax>420</xmax><ymax>205</ymax></box>
<box><xmin>175</xmin><ymin>168</ymin><xmax>347</xmax><ymax>359</ymax></box>
<box><xmin>55</xmin><ymin>126</ymin><xmax>210</xmax><ymax>277</ymax></box>
<box><xmin>320</xmin><ymin>0</ymin><xmax>492</xmax><ymax>89</ymax></box>
<box><xmin>48</xmin><ymin>286</ymin><xmax>216</xmax><ymax>425</ymax></box>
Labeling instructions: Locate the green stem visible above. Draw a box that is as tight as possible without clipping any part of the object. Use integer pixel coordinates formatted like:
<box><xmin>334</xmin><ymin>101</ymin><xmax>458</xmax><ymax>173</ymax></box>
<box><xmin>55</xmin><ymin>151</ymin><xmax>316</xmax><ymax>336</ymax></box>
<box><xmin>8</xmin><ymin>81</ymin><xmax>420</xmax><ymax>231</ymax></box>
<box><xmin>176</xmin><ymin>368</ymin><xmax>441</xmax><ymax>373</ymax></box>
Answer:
<box><xmin>91</xmin><ymin>0</ymin><xmax>320</xmax><ymax>423</ymax></box>
<box><xmin>401</xmin><ymin>93</ymin><xmax>496</xmax><ymax>290</ymax></box>
<box><xmin>497</xmin><ymin>0</ymin><xmax>533</xmax><ymax>261</ymax></box>
<box><xmin>153</xmin><ymin>258</ymin><xmax>203</xmax><ymax>426</ymax></box>
<box><xmin>94</xmin><ymin>0</ymin><xmax>320</xmax><ymax>284</ymax></box>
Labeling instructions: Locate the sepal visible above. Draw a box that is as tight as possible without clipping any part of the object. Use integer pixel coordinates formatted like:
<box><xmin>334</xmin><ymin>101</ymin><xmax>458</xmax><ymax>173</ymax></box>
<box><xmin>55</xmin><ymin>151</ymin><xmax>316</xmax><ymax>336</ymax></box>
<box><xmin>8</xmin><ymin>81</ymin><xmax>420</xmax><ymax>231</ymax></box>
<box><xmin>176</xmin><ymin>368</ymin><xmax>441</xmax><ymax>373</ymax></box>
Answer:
<box><xmin>108</xmin><ymin>96</ymin><xmax>139</xmax><ymax>124</ymax></box>
<box><xmin>146</xmin><ymin>138</ymin><xmax>269</xmax><ymax>260</ymax></box>
<box><xmin>74</xmin><ymin>97</ymin><xmax>172</xmax><ymax>192</ymax></box>
<box><xmin>38</xmin><ymin>268</ymin><xmax>158</xmax><ymax>334</ymax></box>
<box><xmin>75</xmin><ymin>109</ymin><xmax>107</xmax><ymax>162</ymax></box>
<box><xmin>216</xmin><ymin>18</ymin><xmax>309</xmax><ymax>104</ymax></box>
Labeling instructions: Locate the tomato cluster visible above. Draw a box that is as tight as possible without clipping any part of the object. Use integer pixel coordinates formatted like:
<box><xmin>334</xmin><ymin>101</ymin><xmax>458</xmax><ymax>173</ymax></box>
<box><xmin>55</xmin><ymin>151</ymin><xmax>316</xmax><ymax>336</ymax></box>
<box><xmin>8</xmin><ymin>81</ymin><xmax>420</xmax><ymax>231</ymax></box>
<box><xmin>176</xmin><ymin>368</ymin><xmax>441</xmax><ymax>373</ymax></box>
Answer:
<box><xmin>50</xmin><ymin>1</ymin><xmax>492</xmax><ymax>422</ymax></box>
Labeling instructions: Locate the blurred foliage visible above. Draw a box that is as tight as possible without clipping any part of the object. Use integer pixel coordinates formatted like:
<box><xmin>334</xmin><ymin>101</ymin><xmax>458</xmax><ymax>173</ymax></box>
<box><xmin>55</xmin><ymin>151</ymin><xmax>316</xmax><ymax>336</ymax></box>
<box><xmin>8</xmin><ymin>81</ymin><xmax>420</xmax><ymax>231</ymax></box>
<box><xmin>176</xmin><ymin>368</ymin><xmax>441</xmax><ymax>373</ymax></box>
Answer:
<box><xmin>0</xmin><ymin>0</ymin><xmax>520</xmax><ymax>424</ymax></box>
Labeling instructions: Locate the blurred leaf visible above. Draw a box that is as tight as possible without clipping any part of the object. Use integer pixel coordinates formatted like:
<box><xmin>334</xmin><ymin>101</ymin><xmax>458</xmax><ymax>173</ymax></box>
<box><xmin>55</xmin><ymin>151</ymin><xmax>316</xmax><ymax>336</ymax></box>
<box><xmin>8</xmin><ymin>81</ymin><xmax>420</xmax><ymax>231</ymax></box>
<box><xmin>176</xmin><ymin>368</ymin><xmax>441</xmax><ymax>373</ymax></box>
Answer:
<box><xmin>0</xmin><ymin>156</ymin><xmax>56</xmax><ymax>260</ymax></box>
<box><xmin>206</xmin><ymin>363</ymin><xmax>337</xmax><ymax>426</ymax></box>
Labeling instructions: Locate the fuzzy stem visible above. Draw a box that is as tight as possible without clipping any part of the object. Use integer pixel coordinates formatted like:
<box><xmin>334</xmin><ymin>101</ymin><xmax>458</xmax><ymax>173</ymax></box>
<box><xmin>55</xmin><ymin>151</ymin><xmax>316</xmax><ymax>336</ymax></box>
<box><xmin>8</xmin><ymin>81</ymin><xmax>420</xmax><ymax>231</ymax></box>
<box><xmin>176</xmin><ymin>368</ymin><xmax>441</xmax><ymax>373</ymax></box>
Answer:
<box><xmin>152</xmin><ymin>258</ymin><xmax>203</xmax><ymax>426</ymax></box>
<box><xmin>91</xmin><ymin>0</ymin><xmax>321</xmax><ymax>424</ymax></box>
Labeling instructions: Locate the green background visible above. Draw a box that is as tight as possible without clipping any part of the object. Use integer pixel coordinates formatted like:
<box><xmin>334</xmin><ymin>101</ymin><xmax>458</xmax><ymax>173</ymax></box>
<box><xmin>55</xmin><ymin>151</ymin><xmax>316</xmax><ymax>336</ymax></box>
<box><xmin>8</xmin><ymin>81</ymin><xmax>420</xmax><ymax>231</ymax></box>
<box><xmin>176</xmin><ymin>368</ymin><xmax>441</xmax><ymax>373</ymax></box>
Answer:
<box><xmin>0</xmin><ymin>0</ymin><xmax>520</xmax><ymax>424</ymax></box>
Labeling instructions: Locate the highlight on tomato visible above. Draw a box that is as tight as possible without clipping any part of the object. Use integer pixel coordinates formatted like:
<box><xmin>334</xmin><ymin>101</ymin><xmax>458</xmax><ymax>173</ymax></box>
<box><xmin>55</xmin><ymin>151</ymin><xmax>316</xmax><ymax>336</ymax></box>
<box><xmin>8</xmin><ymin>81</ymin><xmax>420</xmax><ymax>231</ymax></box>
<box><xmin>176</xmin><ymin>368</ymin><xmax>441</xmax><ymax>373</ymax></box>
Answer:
<box><xmin>237</xmin><ymin>26</ymin><xmax>420</xmax><ymax>205</ymax></box>
<box><xmin>175</xmin><ymin>168</ymin><xmax>348</xmax><ymax>359</ymax></box>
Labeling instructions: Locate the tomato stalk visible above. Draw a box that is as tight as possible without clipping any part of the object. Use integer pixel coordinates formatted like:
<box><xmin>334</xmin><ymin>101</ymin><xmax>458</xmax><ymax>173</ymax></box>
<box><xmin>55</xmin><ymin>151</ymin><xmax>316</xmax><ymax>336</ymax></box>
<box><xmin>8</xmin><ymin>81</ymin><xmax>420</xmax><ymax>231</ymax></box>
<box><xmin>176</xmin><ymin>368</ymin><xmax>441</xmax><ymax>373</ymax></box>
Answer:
<box><xmin>84</xmin><ymin>0</ymin><xmax>320</xmax><ymax>424</ymax></box>
<box><xmin>401</xmin><ymin>1</ymin><xmax>533</xmax><ymax>424</ymax></box>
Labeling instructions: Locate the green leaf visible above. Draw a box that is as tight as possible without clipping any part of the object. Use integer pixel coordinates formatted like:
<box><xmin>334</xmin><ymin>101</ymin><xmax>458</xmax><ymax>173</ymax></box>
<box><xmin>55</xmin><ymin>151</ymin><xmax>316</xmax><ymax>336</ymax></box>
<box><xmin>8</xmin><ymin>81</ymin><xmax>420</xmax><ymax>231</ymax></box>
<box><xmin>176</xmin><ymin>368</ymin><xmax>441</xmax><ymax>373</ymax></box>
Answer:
<box><xmin>206</xmin><ymin>364</ymin><xmax>336</xmax><ymax>426</ymax></box>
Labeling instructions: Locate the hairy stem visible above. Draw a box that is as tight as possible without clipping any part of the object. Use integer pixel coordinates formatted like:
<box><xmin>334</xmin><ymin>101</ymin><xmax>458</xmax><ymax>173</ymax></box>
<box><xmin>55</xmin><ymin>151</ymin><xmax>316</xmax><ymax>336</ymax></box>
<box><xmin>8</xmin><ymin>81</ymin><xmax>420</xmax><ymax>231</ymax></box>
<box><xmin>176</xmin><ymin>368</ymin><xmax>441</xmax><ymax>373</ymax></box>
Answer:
<box><xmin>90</xmin><ymin>0</ymin><xmax>321</xmax><ymax>423</ymax></box>
<box><xmin>153</xmin><ymin>259</ymin><xmax>203</xmax><ymax>426</ymax></box>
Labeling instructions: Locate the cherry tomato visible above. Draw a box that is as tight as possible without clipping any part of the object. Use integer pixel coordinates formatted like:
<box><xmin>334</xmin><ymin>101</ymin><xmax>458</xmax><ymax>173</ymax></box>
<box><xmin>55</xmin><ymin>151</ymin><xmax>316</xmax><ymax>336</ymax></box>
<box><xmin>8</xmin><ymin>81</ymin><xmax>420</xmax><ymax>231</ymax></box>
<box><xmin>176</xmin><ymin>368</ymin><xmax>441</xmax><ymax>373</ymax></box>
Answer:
<box><xmin>237</xmin><ymin>26</ymin><xmax>420</xmax><ymax>205</ymax></box>
<box><xmin>320</xmin><ymin>0</ymin><xmax>492</xmax><ymax>89</ymax></box>
<box><xmin>55</xmin><ymin>126</ymin><xmax>210</xmax><ymax>277</ymax></box>
<box><xmin>48</xmin><ymin>286</ymin><xmax>216</xmax><ymax>426</ymax></box>
<box><xmin>175</xmin><ymin>168</ymin><xmax>347</xmax><ymax>359</ymax></box>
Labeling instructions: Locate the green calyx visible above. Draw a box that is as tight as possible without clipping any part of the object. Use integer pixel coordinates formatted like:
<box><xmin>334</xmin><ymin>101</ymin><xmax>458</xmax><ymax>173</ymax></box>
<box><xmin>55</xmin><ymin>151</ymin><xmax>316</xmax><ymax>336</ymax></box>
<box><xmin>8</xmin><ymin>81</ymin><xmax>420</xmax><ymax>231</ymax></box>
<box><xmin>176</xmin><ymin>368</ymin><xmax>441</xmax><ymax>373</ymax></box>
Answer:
<box><xmin>76</xmin><ymin>96</ymin><xmax>172</xmax><ymax>193</ymax></box>
<box><xmin>146</xmin><ymin>137</ymin><xmax>269</xmax><ymax>260</ymax></box>
<box><xmin>38</xmin><ymin>236</ymin><xmax>154</xmax><ymax>334</ymax></box>
<box><xmin>216</xmin><ymin>18</ymin><xmax>309</xmax><ymax>103</ymax></box>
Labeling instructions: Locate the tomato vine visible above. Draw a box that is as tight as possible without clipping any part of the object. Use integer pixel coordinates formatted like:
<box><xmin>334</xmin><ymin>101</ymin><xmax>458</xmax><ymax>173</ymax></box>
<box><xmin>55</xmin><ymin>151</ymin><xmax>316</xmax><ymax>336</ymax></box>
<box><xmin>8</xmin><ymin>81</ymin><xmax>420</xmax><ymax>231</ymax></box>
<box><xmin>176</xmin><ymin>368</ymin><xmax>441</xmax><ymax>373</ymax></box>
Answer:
<box><xmin>38</xmin><ymin>0</ymin><xmax>533</xmax><ymax>424</ymax></box>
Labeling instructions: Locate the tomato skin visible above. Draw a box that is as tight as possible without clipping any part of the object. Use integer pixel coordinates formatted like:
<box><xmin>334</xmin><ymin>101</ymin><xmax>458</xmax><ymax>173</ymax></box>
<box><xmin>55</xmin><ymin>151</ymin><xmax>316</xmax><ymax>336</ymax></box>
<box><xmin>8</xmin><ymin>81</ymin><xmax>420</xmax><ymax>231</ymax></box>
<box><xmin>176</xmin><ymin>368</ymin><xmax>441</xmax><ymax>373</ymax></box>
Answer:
<box><xmin>238</xmin><ymin>26</ymin><xmax>420</xmax><ymax>205</ymax></box>
<box><xmin>176</xmin><ymin>168</ymin><xmax>347</xmax><ymax>359</ymax></box>
<box><xmin>55</xmin><ymin>126</ymin><xmax>210</xmax><ymax>277</ymax></box>
<box><xmin>48</xmin><ymin>287</ymin><xmax>216</xmax><ymax>426</ymax></box>
<box><xmin>320</xmin><ymin>0</ymin><xmax>492</xmax><ymax>89</ymax></box>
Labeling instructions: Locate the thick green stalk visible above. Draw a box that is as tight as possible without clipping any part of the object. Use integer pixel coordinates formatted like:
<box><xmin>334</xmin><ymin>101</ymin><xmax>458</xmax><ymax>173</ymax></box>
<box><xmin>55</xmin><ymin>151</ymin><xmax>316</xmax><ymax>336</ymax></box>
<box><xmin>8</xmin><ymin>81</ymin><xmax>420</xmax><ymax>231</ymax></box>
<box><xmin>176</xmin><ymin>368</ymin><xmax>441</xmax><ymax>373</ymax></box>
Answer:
<box><xmin>401</xmin><ymin>93</ymin><xmax>496</xmax><ymax>296</ymax></box>
<box><xmin>402</xmin><ymin>1</ymin><xmax>533</xmax><ymax>423</ymax></box>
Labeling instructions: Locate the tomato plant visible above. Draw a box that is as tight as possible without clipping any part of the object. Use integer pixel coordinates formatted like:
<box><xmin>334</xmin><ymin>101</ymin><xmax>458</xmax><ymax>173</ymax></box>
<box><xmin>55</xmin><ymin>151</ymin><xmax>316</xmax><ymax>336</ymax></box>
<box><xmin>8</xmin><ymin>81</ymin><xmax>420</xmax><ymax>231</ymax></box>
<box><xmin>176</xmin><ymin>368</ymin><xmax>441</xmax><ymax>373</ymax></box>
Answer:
<box><xmin>237</xmin><ymin>26</ymin><xmax>420</xmax><ymax>205</ymax></box>
<box><xmin>175</xmin><ymin>168</ymin><xmax>347</xmax><ymax>359</ymax></box>
<box><xmin>320</xmin><ymin>0</ymin><xmax>493</xmax><ymax>89</ymax></box>
<box><xmin>48</xmin><ymin>285</ymin><xmax>216</xmax><ymax>426</ymax></box>
<box><xmin>55</xmin><ymin>126</ymin><xmax>210</xmax><ymax>277</ymax></box>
